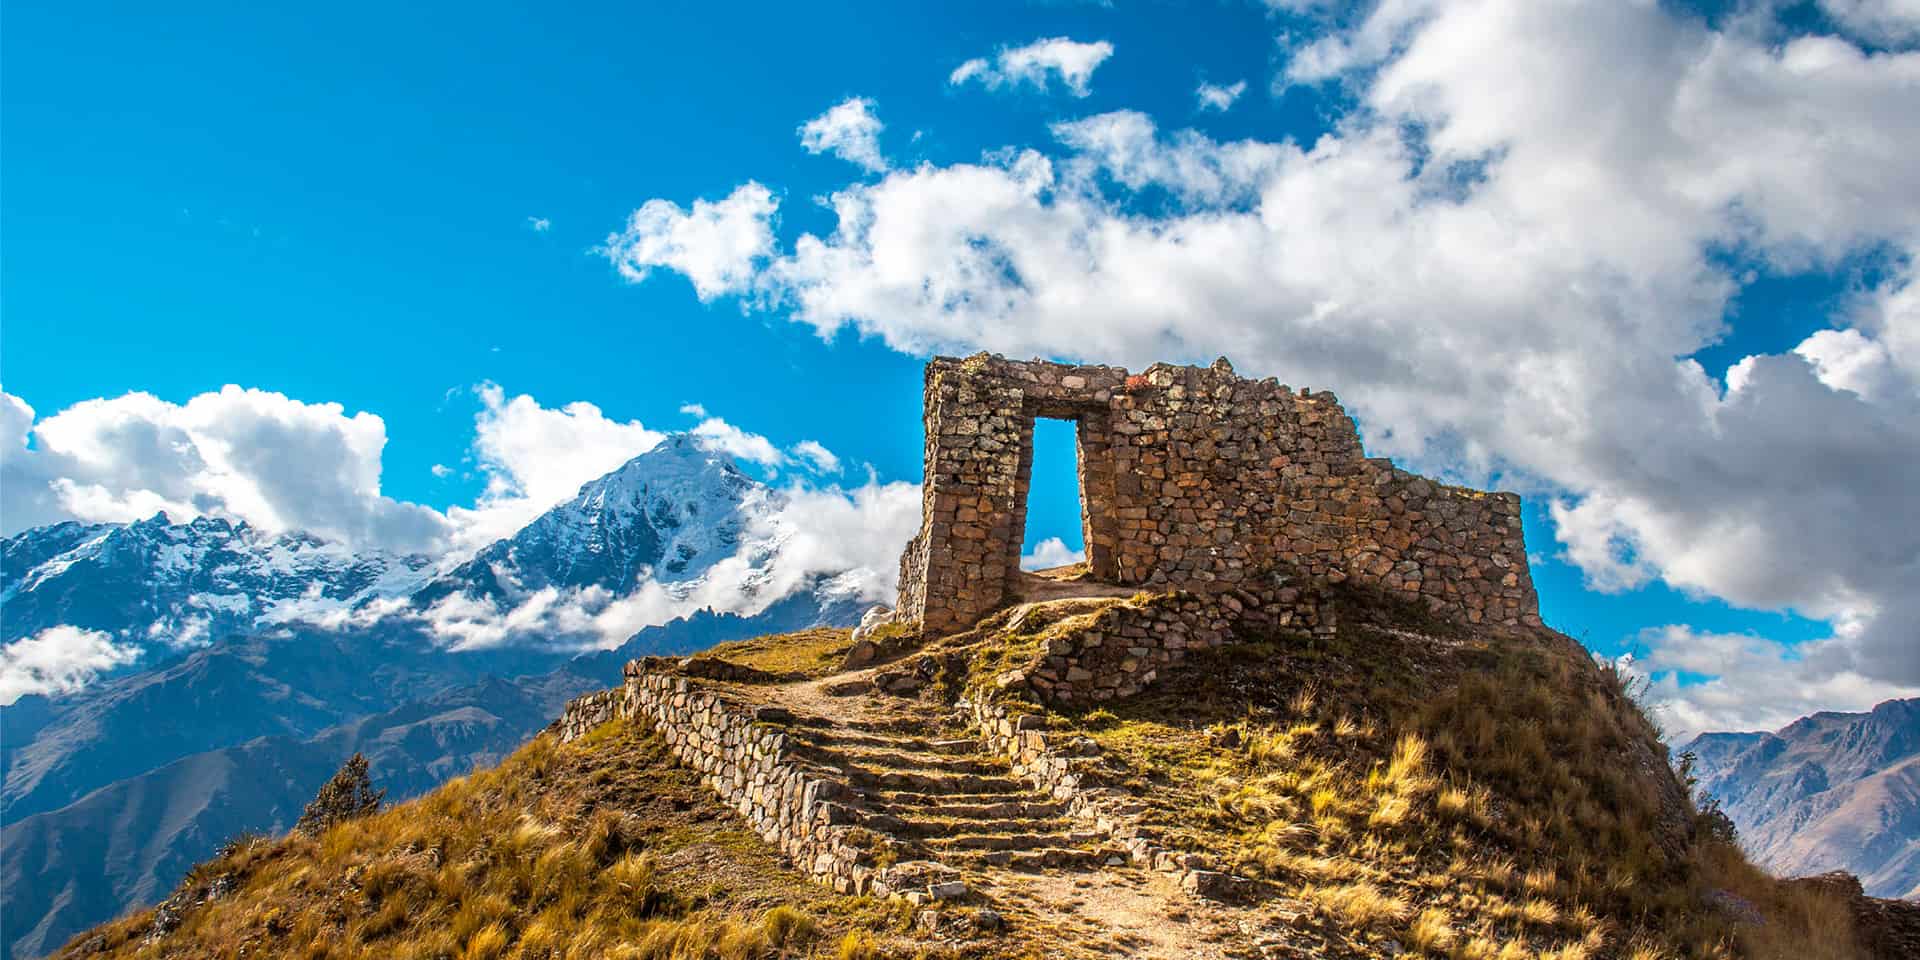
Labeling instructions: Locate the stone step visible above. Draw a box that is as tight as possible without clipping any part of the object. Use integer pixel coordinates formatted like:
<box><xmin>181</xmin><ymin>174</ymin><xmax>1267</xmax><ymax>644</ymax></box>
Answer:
<box><xmin>923</xmin><ymin>830</ymin><xmax>1104</xmax><ymax>852</ymax></box>
<box><xmin>820</xmin><ymin>717</ymin><xmax>946</xmax><ymax>738</ymax></box>
<box><xmin>877</xmin><ymin>798</ymin><xmax>1069</xmax><ymax>820</ymax></box>
<box><xmin>895</xmin><ymin>815</ymin><xmax>1079</xmax><ymax>838</ymax></box>
<box><xmin>944</xmin><ymin>847</ymin><xmax>1117</xmax><ymax>871</ymax></box>
<box><xmin>789</xmin><ymin>742</ymin><xmax>1008</xmax><ymax>776</ymax></box>
<box><xmin>789</xmin><ymin>730</ymin><xmax>978</xmax><ymax>756</ymax></box>
<box><xmin>850</xmin><ymin>768</ymin><xmax>1029</xmax><ymax>794</ymax></box>
<box><xmin>869</xmin><ymin>789</ymin><xmax>1051</xmax><ymax>808</ymax></box>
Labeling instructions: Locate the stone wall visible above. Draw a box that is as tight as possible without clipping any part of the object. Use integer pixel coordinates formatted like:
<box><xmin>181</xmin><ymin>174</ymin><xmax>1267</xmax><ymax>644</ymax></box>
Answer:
<box><xmin>897</xmin><ymin>354</ymin><xmax>1539</xmax><ymax>635</ymax></box>
<box><xmin>626</xmin><ymin>666</ymin><xmax>892</xmax><ymax>894</ymax></box>
<box><xmin>550</xmin><ymin>688</ymin><xmax>623</xmax><ymax>741</ymax></box>
<box><xmin>985</xmin><ymin>583</ymin><xmax>1332</xmax><ymax>706</ymax></box>
<box><xmin>966</xmin><ymin>695</ymin><xmax>1254</xmax><ymax>901</ymax></box>
<box><xmin>555</xmin><ymin>664</ymin><xmax>919</xmax><ymax>896</ymax></box>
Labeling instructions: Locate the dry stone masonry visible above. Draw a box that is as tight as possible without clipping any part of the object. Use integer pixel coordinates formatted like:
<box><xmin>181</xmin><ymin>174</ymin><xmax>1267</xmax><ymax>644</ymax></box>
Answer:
<box><xmin>987</xmin><ymin>585</ymin><xmax>1331</xmax><ymax>706</ymax></box>
<box><xmin>553</xmin><ymin>659</ymin><xmax>1123</xmax><ymax>898</ymax></box>
<box><xmin>966</xmin><ymin>695</ymin><xmax>1254</xmax><ymax>900</ymax></box>
<box><xmin>897</xmin><ymin>354</ymin><xmax>1540</xmax><ymax>635</ymax></box>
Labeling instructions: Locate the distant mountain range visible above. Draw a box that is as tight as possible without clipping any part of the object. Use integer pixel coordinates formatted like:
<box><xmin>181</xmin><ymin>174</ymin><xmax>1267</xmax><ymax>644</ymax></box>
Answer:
<box><xmin>1</xmin><ymin>512</ymin><xmax>434</xmax><ymax>680</ymax></box>
<box><xmin>1685</xmin><ymin>698</ymin><xmax>1920</xmax><ymax>901</ymax></box>
<box><xmin>0</xmin><ymin>436</ymin><xmax>872</xmax><ymax>959</ymax></box>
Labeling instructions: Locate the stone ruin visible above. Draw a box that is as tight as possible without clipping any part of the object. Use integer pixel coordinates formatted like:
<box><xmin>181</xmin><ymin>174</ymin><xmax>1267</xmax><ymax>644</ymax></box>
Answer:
<box><xmin>546</xmin><ymin>354</ymin><xmax>1547</xmax><ymax>901</ymax></box>
<box><xmin>895</xmin><ymin>353</ymin><xmax>1541</xmax><ymax>636</ymax></box>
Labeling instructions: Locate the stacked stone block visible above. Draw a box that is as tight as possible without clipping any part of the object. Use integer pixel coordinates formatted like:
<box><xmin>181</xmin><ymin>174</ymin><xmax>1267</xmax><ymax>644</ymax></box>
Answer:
<box><xmin>549</xmin><ymin>688</ymin><xmax>622</xmax><ymax>741</ymax></box>
<box><xmin>986</xmin><ymin>584</ymin><xmax>1331</xmax><ymax>706</ymax></box>
<box><xmin>966</xmin><ymin>695</ymin><xmax>1252</xmax><ymax>901</ymax></box>
<box><xmin>897</xmin><ymin>354</ymin><xmax>1539</xmax><ymax>635</ymax></box>
<box><xmin>554</xmin><ymin>666</ymin><xmax>896</xmax><ymax>895</ymax></box>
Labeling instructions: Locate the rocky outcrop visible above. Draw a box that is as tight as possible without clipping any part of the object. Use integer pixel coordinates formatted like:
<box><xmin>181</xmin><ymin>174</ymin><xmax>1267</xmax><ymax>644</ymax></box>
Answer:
<box><xmin>1782</xmin><ymin>872</ymin><xmax>1920</xmax><ymax>960</ymax></box>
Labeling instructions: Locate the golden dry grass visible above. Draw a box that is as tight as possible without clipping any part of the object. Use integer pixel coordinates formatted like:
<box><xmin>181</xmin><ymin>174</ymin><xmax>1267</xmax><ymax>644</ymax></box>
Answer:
<box><xmin>1028</xmin><ymin>585</ymin><xmax>1869</xmax><ymax>960</ymax></box>
<box><xmin>61</xmin><ymin>721</ymin><xmax>904</xmax><ymax>960</ymax></box>
<box><xmin>704</xmin><ymin>627</ymin><xmax>858</xmax><ymax>679</ymax></box>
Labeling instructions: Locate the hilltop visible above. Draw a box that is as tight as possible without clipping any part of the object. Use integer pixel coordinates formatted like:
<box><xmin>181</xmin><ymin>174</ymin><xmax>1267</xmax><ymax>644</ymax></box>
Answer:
<box><xmin>60</xmin><ymin>578</ymin><xmax>1908</xmax><ymax>960</ymax></box>
<box><xmin>53</xmin><ymin>355</ymin><xmax>1920</xmax><ymax>959</ymax></box>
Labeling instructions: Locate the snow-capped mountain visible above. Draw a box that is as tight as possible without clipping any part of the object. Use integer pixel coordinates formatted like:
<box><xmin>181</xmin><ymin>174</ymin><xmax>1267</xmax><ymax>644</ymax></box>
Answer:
<box><xmin>419</xmin><ymin>435</ymin><xmax>770</xmax><ymax>602</ymax></box>
<box><xmin>413</xmin><ymin>434</ymin><xmax>870</xmax><ymax>634</ymax></box>
<box><xmin>1</xmin><ymin>434</ymin><xmax>875</xmax><ymax>706</ymax></box>
<box><xmin>1</xmin><ymin>434</ymin><xmax>881</xmax><ymax>957</ymax></box>
<box><xmin>1</xmin><ymin>514</ymin><xmax>436</xmax><ymax>694</ymax></box>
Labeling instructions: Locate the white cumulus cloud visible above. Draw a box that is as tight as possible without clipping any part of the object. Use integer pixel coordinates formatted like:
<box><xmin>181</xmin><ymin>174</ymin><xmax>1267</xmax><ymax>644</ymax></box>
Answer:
<box><xmin>601</xmin><ymin>182</ymin><xmax>777</xmax><ymax>301</ymax></box>
<box><xmin>799</xmin><ymin>97</ymin><xmax>887</xmax><ymax>173</ymax></box>
<box><xmin>1819</xmin><ymin>0</ymin><xmax>1920</xmax><ymax>44</ymax></box>
<box><xmin>445</xmin><ymin>384</ymin><xmax>666</xmax><ymax>552</ymax></box>
<box><xmin>1</xmin><ymin>626</ymin><xmax>143</xmax><ymax>705</ymax></box>
<box><xmin>612</xmin><ymin>0</ymin><xmax>1920</xmax><ymax>732</ymax></box>
<box><xmin>1627</xmin><ymin>625</ymin><xmax>1920</xmax><ymax>741</ymax></box>
<box><xmin>1021</xmin><ymin>536</ymin><xmax>1087</xmax><ymax>571</ymax></box>
<box><xmin>950</xmin><ymin>37</ymin><xmax>1115</xmax><ymax>97</ymax></box>
<box><xmin>1</xmin><ymin>385</ymin><xmax>451</xmax><ymax>553</ymax></box>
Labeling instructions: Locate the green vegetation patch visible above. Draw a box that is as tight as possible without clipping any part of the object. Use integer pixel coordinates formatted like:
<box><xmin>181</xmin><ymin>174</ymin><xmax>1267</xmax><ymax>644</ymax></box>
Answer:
<box><xmin>704</xmin><ymin>627</ymin><xmax>857</xmax><ymax>680</ymax></box>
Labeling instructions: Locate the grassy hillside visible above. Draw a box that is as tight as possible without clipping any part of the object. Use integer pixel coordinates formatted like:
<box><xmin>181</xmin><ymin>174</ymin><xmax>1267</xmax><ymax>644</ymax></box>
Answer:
<box><xmin>57</xmin><ymin>721</ymin><xmax>931</xmax><ymax>960</ymax></box>
<box><xmin>62</xmin><ymin>586</ymin><xmax>1880</xmax><ymax>960</ymax></box>
<box><xmin>1029</xmin><ymin>587</ymin><xmax>1862</xmax><ymax>960</ymax></box>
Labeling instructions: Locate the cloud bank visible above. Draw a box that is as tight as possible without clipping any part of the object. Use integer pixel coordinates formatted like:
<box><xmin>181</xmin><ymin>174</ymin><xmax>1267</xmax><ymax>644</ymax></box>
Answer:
<box><xmin>1</xmin><ymin>627</ymin><xmax>141</xmax><ymax>703</ymax></box>
<box><xmin>1</xmin><ymin>386</ymin><xmax>451</xmax><ymax>553</ymax></box>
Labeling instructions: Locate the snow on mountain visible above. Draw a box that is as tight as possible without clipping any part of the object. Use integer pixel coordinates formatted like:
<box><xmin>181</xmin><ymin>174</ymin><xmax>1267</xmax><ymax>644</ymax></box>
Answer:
<box><xmin>410</xmin><ymin>434</ymin><xmax>872</xmax><ymax>650</ymax></box>
<box><xmin>0</xmin><ymin>514</ymin><xmax>435</xmax><ymax>700</ymax></box>
<box><xmin>2</xmin><ymin>434</ymin><xmax>885</xmax><ymax>699</ymax></box>
<box><xmin>426</xmin><ymin>435</ymin><xmax>765</xmax><ymax>597</ymax></box>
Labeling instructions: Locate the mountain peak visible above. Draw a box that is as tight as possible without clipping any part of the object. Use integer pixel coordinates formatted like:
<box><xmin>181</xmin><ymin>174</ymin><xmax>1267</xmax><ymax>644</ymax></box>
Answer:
<box><xmin>423</xmin><ymin>437</ymin><xmax>776</xmax><ymax>603</ymax></box>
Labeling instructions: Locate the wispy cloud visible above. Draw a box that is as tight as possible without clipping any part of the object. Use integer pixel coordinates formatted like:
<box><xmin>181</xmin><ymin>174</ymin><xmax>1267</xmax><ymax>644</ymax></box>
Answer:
<box><xmin>1195</xmin><ymin>79</ymin><xmax>1247</xmax><ymax>112</ymax></box>
<box><xmin>949</xmin><ymin>37</ymin><xmax>1114</xmax><ymax>97</ymax></box>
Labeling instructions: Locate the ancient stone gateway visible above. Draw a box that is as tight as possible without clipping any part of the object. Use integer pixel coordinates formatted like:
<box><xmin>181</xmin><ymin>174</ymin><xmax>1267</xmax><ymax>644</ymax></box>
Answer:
<box><xmin>895</xmin><ymin>354</ymin><xmax>1541</xmax><ymax>636</ymax></box>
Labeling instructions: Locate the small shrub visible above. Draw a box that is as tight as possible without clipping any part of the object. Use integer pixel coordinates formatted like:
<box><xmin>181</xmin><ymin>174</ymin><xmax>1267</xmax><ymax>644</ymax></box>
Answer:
<box><xmin>1308</xmin><ymin>880</ymin><xmax>1411</xmax><ymax>927</ymax></box>
<box><xmin>1405</xmin><ymin>907</ymin><xmax>1456</xmax><ymax>954</ymax></box>
<box><xmin>834</xmin><ymin>930</ymin><xmax>883</xmax><ymax>960</ymax></box>
<box><xmin>295</xmin><ymin>753</ymin><xmax>384</xmax><ymax>837</ymax></box>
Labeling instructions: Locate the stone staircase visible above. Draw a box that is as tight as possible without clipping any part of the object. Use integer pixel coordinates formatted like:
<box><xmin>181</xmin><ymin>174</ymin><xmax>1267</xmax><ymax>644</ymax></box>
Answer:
<box><xmin>778</xmin><ymin>713</ymin><xmax>1123</xmax><ymax>873</ymax></box>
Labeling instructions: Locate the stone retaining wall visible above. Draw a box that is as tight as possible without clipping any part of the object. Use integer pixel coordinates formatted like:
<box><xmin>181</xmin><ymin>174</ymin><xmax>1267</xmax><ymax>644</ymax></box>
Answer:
<box><xmin>965</xmin><ymin>695</ymin><xmax>1253</xmax><ymax>901</ymax></box>
<box><xmin>554</xmin><ymin>666</ymin><xmax>898</xmax><ymax>896</ymax></box>
<box><xmin>988</xmin><ymin>582</ymin><xmax>1332</xmax><ymax>706</ymax></box>
<box><xmin>550</xmin><ymin>688</ymin><xmax>623</xmax><ymax>741</ymax></box>
<box><xmin>898</xmin><ymin>353</ymin><xmax>1538</xmax><ymax>635</ymax></box>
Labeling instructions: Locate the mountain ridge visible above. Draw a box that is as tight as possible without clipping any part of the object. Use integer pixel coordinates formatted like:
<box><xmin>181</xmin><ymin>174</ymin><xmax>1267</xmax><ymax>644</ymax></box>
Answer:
<box><xmin>1686</xmin><ymin>697</ymin><xmax>1920</xmax><ymax>900</ymax></box>
<box><xmin>0</xmin><ymin>437</ymin><xmax>872</xmax><ymax>959</ymax></box>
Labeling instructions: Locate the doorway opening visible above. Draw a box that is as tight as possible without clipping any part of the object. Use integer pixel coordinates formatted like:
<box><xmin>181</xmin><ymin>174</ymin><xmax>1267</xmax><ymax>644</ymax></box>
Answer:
<box><xmin>1019</xmin><ymin>417</ymin><xmax>1088</xmax><ymax>574</ymax></box>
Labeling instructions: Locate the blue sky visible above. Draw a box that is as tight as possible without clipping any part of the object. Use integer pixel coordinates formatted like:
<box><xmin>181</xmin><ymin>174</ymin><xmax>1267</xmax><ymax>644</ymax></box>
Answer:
<box><xmin>6</xmin><ymin>0</ymin><xmax>1917</xmax><ymax>734</ymax></box>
